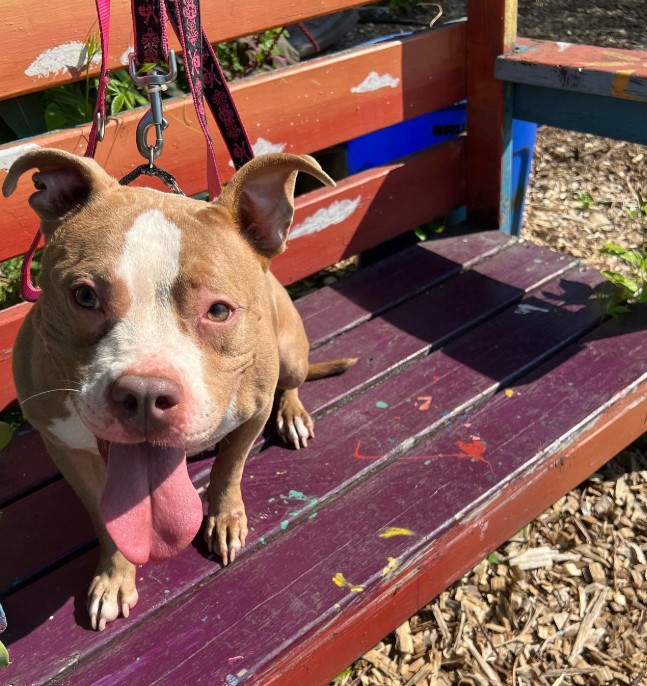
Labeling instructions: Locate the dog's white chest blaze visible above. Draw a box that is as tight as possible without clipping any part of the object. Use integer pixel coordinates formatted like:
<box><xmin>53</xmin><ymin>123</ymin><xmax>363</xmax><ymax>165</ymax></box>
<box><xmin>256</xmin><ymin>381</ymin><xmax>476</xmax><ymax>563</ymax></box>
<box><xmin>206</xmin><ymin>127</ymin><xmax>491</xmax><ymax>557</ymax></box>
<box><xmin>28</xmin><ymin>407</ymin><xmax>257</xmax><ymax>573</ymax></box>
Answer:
<box><xmin>48</xmin><ymin>397</ymin><xmax>99</xmax><ymax>452</ymax></box>
<box><xmin>79</xmin><ymin>209</ymin><xmax>213</xmax><ymax>439</ymax></box>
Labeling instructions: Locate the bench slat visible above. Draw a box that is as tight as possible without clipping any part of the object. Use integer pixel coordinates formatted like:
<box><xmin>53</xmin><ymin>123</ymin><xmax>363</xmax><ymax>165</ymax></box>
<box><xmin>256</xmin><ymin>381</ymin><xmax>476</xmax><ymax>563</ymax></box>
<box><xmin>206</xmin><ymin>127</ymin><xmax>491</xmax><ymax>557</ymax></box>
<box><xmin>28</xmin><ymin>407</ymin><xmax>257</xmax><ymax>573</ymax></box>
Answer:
<box><xmin>7</xmin><ymin>259</ymin><xmax>626</xmax><ymax>686</ymax></box>
<box><xmin>0</xmin><ymin>0</ymin><xmax>378</xmax><ymax>98</ymax></box>
<box><xmin>2</xmin><ymin>242</ymin><xmax>607</xmax><ymax>684</ymax></box>
<box><xmin>0</xmin><ymin>25</ymin><xmax>466</xmax><ymax>263</ymax></box>
<box><xmin>496</xmin><ymin>39</ymin><xmax>647</xmax><ymax>102</ymax></box>
<box><xmin>0</xmin><ymin>240</ymin><xmax>577</xmax><ymax>597</ymax></box>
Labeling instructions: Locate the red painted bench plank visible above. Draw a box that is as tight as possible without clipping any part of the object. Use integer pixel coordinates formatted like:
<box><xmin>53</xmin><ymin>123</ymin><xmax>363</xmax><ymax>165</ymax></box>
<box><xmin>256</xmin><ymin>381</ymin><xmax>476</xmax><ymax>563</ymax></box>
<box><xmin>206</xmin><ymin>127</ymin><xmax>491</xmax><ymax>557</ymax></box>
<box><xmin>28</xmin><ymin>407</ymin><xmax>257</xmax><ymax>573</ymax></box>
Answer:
<box><xmin>0</xmin><ymin>25</ymin><xmax>466</xmax><ymax>263</ymax></box>
<box><xmin>496</xmin><ymin>38</ymin><xmax>647</xmax><ymax>102</ymax></box>
<box><xmin>0</xmin><ymin>0</ymin><xmax>379</xmax><ymax>98</ymax></box>
<box><xmin>0</xmin><ymin>240</ymin><xmax>574</xmax><ymax>596</ymax></box>
<box><xmin>2</xmin><ymin>254</ymin><xmax>606</xmax><ymax>685</ymax></box>
<box><xmin>0</xmin><ymin>139</ymin><xmax>465</xmax><ymax>410</ymax></box>
<box><xmin>0</xmin><ymin>230</ymin><xmax>502</xmax><ymax>511</ymax></box>
<box><xmin>29</xmin><ymin>269</ymin><xmax>641</xmax><ymax>686</ymax></box>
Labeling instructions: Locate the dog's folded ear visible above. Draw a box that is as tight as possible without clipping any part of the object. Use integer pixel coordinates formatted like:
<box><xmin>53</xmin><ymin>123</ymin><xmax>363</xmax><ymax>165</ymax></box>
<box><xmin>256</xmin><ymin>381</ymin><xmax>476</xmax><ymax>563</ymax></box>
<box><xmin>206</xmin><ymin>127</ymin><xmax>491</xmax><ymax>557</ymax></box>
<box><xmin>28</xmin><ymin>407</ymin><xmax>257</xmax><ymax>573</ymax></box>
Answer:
<box><xmin>2</xmin><ymin>149</ymin><xmax>115</xmax><ymax>232</ymax></box>
<box><xmin>220</xmin><ymin>153</ymin><xmax>334</xmax><ymax>258</ymax></box>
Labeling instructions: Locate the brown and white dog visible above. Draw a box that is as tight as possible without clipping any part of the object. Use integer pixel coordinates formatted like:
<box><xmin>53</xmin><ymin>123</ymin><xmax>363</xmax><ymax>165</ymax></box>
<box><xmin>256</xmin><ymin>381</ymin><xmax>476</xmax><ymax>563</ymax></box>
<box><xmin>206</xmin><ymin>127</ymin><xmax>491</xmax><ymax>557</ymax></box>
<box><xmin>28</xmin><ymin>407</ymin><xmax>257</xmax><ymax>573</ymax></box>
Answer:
<box><xmin>3</xmin><ymin>149</ymin><xmax>355</xmax><ymax>631</ymax></box>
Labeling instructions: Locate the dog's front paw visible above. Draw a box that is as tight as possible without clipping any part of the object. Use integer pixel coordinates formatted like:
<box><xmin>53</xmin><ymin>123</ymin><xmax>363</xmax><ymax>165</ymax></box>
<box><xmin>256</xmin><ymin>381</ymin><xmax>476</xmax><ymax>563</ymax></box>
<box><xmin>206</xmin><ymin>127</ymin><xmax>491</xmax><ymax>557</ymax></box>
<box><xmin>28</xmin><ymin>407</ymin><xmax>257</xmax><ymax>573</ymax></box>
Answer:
<box><xmin>88</xmin><ymin>552</ymin><xmax>138</xmax><ymax>631</ymax></box>
<box><xmin>205</xmin><ymin>489</ymin><xmax>247</xmax><ymax>566</ymax></box>
<box><xmin>276</xmin><ymin>389</ymin><xmax>315</xmax><ymax>450</ymax></box>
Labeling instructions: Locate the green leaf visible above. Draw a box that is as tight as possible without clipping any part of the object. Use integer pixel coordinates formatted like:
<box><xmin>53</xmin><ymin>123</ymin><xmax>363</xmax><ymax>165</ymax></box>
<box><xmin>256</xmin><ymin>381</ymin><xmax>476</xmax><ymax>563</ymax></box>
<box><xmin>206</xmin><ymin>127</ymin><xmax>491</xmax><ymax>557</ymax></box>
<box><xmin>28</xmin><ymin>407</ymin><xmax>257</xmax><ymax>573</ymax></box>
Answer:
<box><xmin>487</xmin><ymin>552</ymin><xmax>500</xmax><ymax>565</ymax></box>
<box><xmin>414</xmin><ymin>227</ymin><xmax>427</xmax><ymax>241</ymax></box>
<box><xmin>600</xmin><ymin>270</ymin><xmax>639</xmax><ymax>294</ymax></box>
<box><xmin>0</xmin><ymin>641</ymin><xmax>9</xmax><ymax>668</ymax></box>
<box><xmin>332</xmin><ymin>667</ymin><xmax>351</xmax><ymax>682</ymax></box>
<box><xmin>0</xmin><ymin>422</ymin><xmax>14</xmax><ymax>451</ymax></box>
<box><xmin>110</xmin><ymin>93</ymin><xmax>126</xmax><ymax>116</ymax></box>
<box><xmin>600</xmin><ymin>243</ymin><xmax>643</xmax><ymax>266</ymax></box>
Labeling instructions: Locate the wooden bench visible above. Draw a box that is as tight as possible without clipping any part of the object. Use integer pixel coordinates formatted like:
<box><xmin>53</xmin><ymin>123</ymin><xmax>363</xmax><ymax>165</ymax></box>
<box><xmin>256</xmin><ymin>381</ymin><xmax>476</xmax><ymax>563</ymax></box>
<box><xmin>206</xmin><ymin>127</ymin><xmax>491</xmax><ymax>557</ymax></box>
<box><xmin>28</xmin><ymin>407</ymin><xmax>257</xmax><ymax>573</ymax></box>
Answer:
<box><xmin>2</xmin><ymin>1</ymin><xmax>647</xmax><ymax>684</ymax></box>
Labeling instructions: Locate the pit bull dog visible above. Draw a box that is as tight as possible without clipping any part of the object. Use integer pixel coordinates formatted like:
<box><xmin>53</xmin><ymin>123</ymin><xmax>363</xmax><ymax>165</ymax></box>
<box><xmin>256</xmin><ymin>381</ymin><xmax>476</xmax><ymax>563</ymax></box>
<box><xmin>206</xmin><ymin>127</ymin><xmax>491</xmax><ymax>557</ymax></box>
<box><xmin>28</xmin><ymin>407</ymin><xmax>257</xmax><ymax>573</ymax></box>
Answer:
<box><xmin>3</xmin><ymin>149</ymin><xmax>355</xmax><ymax>631</ymax></box>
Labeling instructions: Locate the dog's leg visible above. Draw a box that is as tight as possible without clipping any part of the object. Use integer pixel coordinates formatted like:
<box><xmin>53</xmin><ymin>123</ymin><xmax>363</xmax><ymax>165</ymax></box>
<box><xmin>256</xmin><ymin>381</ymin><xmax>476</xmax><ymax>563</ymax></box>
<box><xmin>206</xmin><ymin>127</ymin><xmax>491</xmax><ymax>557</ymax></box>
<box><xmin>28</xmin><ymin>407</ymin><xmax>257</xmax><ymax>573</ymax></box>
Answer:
<box><xmin>42</xmin><ymin>438</ymin><xmax>138</xmax><ymax>631</ymax></box>
<box><xmin>204</xmin><ymin>407</ymin><xmax>271</xmax><ymax>565</ymax></box>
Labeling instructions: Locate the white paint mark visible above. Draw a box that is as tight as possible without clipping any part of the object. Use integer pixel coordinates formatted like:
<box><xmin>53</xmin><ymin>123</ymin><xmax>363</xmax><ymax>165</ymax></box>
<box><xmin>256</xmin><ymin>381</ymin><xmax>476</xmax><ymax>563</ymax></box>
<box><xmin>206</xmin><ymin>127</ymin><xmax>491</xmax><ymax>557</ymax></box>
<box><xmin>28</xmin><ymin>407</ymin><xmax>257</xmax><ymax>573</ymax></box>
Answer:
<box><xmin>48</xmin><ymin>397</ymin><xmax>99</xmax><ymax>453</ymax></box>
<box><xmin>26</xmin><ymin>42</ymin><xmax>101</xmax><ymax>78</ymax></box>
<box><xmin>556</xmin><ymin>42</ymin><xmax>571</xmax><ymax>52</ymax></box>
<box><xmin>351</xmin><ymin>72</ymin><xmax>400</xmax><ymax>94</ymax></box>
<box><xmin>120</xmin><ymin>47</ymin><xmax>135</xmax><ymax>65</ymax></box>
<box><xmin>290</xmin><ymin>196</ymin><xmax>362</xmax><ymax>240</ymax></box>
<box><xmin>228</xmin><ymin>138</ymin><xmax>286</xmax><ymax>167</ymax></box>
<box><xmin>515</xmin><ymin>303</ymin><xmax>551</xmax><ymax>315</ymax></box>
<box><xmin>0</xmin><ymin>143</ymin><xmax>40</xmax><ymax>171</ymax></box>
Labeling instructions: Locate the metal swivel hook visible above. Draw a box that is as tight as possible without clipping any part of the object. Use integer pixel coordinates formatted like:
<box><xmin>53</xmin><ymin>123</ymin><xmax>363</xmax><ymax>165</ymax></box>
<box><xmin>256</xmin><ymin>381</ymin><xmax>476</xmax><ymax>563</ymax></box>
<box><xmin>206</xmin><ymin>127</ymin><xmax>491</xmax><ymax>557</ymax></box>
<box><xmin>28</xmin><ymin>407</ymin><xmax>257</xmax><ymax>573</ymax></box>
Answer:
<box><xmin>129</xmin><ymin>50</ymin><xmax>178</xmax><ymax>165</ymax></box>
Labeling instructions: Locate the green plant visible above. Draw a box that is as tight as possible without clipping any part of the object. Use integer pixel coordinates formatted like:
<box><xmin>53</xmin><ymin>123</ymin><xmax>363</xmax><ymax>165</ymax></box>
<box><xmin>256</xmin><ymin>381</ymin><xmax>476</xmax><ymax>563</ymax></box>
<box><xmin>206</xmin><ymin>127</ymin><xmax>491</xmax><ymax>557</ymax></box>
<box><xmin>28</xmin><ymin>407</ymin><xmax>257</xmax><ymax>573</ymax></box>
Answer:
<box><xmin>576</xmin><ymin>190</ymin><xmax>595</xmax><ymax>210</ymax></box>
<box><xmin>600</xmin><ymin>188</ymin><xmax>647</xmax><ymax>314</ymax></box>
<box><xmin>217</xmin><ymin>28</ymin><xmax>294</xmax><ymax>81</ymax></box>
<box><xmin>0</xmin><ymin>252</ymin><xmax>41</xmax><ymax>310</ymax></box>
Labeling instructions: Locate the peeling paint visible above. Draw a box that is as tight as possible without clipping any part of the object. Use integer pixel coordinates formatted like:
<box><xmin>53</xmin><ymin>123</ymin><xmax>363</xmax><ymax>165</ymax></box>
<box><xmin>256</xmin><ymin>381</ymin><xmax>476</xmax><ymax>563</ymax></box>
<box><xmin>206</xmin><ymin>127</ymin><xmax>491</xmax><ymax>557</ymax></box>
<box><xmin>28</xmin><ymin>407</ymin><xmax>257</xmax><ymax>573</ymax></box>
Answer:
<box><xmin>351</xmin><ymin>71</ymin><xmax>400</xmax><ymax>93</ymax></box>
<box><xmin>290</xmin><ymin>196</ymin><xmax>361</xmax><ymax>240</ymax></box>
<box><xmin>515</xmin><ymin>303</ymin><xmax>550</xmax><ymax>315</ymax></box>
<box><xmin>0</xmin><ymin>143</ymin><xmax>41</xmax><ymax>171</ymax></box>
<box><xmin>228</xmin><ymin>138</ymin><xmax>287</xmax><ymax>167</ymax></box>
<box><xmin>556</xmin><ymin>42</ymin><xmax>571</xmax><ymax>52</ymax></box>
<box><xmin>26</xmin><ymin>42</ymin><xmax>101</xmax><ymax>78</ymax></box>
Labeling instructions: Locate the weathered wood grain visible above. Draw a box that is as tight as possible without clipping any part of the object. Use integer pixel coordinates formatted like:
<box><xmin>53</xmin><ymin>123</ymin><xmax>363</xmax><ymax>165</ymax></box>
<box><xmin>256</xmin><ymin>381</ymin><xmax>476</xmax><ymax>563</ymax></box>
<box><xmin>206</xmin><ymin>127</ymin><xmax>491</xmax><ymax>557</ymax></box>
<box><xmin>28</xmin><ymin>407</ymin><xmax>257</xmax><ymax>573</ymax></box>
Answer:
<box><xmin>1</xmin><ymin>261</ymin><xmax>607</xmax><ymax>685</ymax></box>
<box><xmin>497</xmin><ymin>39</ymin><xmax>647</xmax><ymax>102</ymax></box>
<box><xmin>31</xmin><ymin>282</ymin><xmax>645</xmax><ymax>686</ymax></box>
<box><xmin>0</xmin><ymin>0</ymin><xmax>381</xmax><ymax>97</ymax></box>
<box><xmin>0</xmin><ymin>25</ymin><xmax>466</xmax><ymax>264</ymax></box>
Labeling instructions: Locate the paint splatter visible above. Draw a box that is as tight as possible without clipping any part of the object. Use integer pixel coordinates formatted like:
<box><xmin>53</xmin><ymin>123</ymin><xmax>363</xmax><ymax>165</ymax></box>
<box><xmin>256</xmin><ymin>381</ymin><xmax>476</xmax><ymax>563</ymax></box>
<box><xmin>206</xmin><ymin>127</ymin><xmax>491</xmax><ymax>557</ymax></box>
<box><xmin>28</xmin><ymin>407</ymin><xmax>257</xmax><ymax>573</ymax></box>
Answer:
<box><xmin>332</xmin><ymin>572</ymin><xmax>364</xmax><ymax>593</ymax></box>
<box><xmin>268</xmin><ymin>497</ymin><xmax>276</xmax><ymax>504</ymax></box>
<box><xmin>308</xmin><ymin>512</ymin><xmax>318</xmax><ymax>519</ymax></box>
<box><xmin>290</xmin><ymin>197</ymin><xmax>362</xmax><ymax>240</ymax></box>
<box><xmin>416</xmin><ymin>396</ymin><xmax>432</xmax><ymax>411</ymax></box>
<box><xmin>424</xmin><ymin>460</ymin><xmax>431</xmax><ymax>466</ymax></box>
<box><xmin>505</xmin><ymin>389</ymin><xmax>514</xmax><ymax>398</ymax></box>
<box><xmin>351</xmin><ymin>71</ymin><xmax>400</xmax><ymax>93</ymax></box>
<box><xmin>379</xmin><ymin>527</ymin><xmax>415</xmax><ymax>538</ymax></box>
<box><xmin>382</xmin><ymin>557</ymin><xmax>400</xmax><ymax>577</ymax></box>
<box><xmin>226</xmin><ymin>675</ymin><xmax>239</xmax><ymax>686</ymax></box>
<box><xmin>280</xmin><ymin>520</ymin><xmax>289</xmax><ymax>531</ymax></box>
<box><xmin>376</xmin><ymin>401</ymin><xmax>389</xmax><ymax>409</ymax></box>
<box><xmin>259</xmin><ymin>537</ymin><xmax>267</xmax><ymax>545</ymax></box>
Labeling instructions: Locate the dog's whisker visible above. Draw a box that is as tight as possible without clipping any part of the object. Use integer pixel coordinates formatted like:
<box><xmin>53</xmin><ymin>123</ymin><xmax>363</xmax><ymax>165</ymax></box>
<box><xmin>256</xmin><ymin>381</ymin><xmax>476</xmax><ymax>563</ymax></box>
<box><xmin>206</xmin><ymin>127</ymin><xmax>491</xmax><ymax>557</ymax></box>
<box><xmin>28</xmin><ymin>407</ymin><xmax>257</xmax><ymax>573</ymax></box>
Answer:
<box><xmin>21</xmin><ymin>388</ymin><xmax>81</xmax><ymax>405</ymax></box>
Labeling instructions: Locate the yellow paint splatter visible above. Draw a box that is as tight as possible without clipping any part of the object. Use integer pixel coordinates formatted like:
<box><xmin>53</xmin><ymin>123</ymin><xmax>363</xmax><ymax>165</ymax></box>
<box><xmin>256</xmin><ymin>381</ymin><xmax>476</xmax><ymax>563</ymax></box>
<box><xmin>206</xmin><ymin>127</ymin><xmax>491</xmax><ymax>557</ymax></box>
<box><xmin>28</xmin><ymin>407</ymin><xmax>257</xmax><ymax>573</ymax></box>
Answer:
<box><xmin>382</xmin><ymin>557</ymin><xmax>400</xmax><ymax>577</ymax></box>
<box><xmin>379</xmin><ymin>527</ymin><xmax>415</xmax><ymax>538</ymax></box>
<box><xmin>332</xmin><ymin>572</ymin><xmax>365</xmax><ymax>593</ymax></box>
<box><xmin>505</xmin><ymin>388</ymin><xmax>514</xmax><ymax>398</ymax></box>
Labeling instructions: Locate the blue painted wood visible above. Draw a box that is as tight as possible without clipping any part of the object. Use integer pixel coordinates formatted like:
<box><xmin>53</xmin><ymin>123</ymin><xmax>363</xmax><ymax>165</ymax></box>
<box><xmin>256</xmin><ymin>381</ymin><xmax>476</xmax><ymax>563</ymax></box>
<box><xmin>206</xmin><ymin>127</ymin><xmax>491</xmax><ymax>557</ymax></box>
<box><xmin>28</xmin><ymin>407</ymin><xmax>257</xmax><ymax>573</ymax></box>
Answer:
<box><xmin>511</xmin><ymin>84</ymin><xmax>647</xmax><ymax>146</ymax></box>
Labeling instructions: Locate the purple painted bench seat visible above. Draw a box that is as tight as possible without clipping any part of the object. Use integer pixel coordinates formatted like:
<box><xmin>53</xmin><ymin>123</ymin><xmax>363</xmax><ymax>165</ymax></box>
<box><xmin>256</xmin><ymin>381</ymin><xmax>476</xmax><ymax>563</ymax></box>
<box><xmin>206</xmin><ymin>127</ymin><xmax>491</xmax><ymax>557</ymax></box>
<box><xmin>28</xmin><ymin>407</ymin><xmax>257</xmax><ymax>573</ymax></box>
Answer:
<box><xmin>2</xmin><ymin>231</ymin><xmax>647</xmax><ymax>686</ymax></box>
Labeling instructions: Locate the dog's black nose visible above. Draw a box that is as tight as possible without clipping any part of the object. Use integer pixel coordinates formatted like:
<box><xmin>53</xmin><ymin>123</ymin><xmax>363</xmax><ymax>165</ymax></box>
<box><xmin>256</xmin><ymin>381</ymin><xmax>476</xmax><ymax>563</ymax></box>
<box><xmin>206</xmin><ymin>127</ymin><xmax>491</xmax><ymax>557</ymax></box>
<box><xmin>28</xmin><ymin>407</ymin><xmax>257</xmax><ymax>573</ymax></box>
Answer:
<box><xmin>110</xmin><ymin>375</ymin><xmax>184</xmax><ymax>435</ymax></box>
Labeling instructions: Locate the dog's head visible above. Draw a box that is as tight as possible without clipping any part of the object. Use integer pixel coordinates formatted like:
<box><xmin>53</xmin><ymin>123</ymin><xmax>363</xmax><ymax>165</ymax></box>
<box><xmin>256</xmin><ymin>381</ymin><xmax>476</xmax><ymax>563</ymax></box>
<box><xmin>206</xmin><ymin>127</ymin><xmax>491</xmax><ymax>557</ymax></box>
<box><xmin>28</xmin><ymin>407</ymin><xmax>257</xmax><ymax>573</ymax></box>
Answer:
<box><xmin>4</xmin><ymin>149</ymin><xmax>332</xmax><ymax>563</ymax></box>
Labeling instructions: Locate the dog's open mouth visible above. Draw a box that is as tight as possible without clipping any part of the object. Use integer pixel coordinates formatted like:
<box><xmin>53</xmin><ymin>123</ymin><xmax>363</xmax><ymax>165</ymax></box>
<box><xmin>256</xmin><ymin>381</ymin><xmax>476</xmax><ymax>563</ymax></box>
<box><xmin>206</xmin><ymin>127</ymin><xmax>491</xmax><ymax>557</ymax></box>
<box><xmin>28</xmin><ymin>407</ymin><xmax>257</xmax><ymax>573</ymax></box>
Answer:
<box><xmin>96</xmin><ymin>439</ymin><xmax>203</xmax><ymax>565</ymax></box>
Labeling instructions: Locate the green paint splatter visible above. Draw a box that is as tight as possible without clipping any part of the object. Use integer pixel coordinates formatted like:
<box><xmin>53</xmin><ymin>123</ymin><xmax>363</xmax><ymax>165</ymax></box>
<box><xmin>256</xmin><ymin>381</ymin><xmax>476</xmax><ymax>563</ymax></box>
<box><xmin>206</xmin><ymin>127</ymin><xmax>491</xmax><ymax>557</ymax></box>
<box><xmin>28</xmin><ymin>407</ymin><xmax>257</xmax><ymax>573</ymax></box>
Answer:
<box><xmin>424</xmin><ymin>460</ymin><xmax>431</xmax><ymax>466</ymax></box>
<box><xmin>288</xmin><ymin>489</ymin><xmax>305</xmax><ymax>499</ymax></box>
<box><xmin>308</xmin><ymin>512</ymin><xmax>318</xmax><ymax>519</ymax></box>
<box><xmin>268</xmin><ymin>497</ymin><xmax>275</xmax><ymax>504</ymax></box>
<box><xmin>280</xmin><ymin>520</ymin><xmax>289</xmax><ymax>531</ymax></box>
<box><xmin>375</xmin><ymin>401</ymin><xmax>388</xmax><ymax>409</ymax></box>
<box><xmin>259</xmin><ymin>537</ymin><xmax>267</xmax><ymax>545</ymax></box>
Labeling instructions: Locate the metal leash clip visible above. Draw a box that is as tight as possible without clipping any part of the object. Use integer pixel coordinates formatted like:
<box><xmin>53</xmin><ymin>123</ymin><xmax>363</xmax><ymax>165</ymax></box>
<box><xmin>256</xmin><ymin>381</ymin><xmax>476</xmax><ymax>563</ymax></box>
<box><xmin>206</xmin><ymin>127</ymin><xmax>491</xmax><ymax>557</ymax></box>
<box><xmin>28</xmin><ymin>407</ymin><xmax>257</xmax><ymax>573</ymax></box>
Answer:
<box><xmin>129</xmin><ymin>50</ymin><xmax>178</xmax><ymax>164</ymax></box>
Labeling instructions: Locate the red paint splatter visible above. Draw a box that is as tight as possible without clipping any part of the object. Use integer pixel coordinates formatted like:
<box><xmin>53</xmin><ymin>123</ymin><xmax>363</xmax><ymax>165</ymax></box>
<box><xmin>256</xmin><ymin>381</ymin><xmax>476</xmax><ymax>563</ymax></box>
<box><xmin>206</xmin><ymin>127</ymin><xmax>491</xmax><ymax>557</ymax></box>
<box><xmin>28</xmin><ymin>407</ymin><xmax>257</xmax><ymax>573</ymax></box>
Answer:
<box><xmin>353</xmin><ymin>438</ymin><xmax>493</xmax><ymax>473</ymax></box>
<box><xmin>416</xmin><ymin>396</ymin><xmax>432</xmax><ymax>411</ymax></box>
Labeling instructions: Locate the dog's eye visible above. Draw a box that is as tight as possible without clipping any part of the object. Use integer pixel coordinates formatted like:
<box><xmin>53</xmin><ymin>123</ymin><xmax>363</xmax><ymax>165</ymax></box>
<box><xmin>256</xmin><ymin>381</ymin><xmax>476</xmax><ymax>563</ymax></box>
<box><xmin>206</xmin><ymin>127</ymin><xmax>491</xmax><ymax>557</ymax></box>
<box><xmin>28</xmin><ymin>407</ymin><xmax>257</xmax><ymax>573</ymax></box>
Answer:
<box><xmin>206</xmin><ymin>302</ymin><xmax>232</xmax><ymax>322</ymax></box>
<box><xmin>73</xmin><ymin>285</ymin><xmax>101</xmax><ymax>310</ymax></box>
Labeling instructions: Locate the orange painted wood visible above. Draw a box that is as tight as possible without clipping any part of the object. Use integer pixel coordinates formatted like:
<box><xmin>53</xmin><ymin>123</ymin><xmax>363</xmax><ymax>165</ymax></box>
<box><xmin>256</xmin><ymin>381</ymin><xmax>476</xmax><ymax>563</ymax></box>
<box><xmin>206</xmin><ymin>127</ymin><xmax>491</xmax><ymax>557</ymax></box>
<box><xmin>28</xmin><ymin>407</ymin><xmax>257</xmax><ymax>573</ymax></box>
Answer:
<box><xmin>0</xmin><ymin>25</ymin><xmax>466</xmax><ymax>263</ymax></box>
<box><xmin>0</xmin><ymin>0</ymin><xmax>378</xmax><ymax>98</ymax></box>
<box><xmin>497</xmin><ymin>38</ymin><xmax>647</xmax><ymax>102</ymax></box>
<box><xmin>0</xmin><ymin>139</ymin><xmax>464</xmax><ymax>409</ymax></box>
<box><xmin>466</xmin><ymin>0</ymin><xmax>517</xmax><ymax>230</ymax></box>
<box><xmin>0</xmin><ymin>301</ymin><xmax>30</xmax><ymax>409</ymax></box>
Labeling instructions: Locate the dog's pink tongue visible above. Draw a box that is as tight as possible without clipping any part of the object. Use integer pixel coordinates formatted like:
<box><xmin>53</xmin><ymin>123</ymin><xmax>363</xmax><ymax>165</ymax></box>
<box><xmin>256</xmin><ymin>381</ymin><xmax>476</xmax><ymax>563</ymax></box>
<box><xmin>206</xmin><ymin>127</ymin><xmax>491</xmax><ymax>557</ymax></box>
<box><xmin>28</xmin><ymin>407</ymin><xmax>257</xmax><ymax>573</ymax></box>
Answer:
<box><xmin>100</xmin><ymin>443</ymin><xmax>203</xmax><ymax>565</ymax></box>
